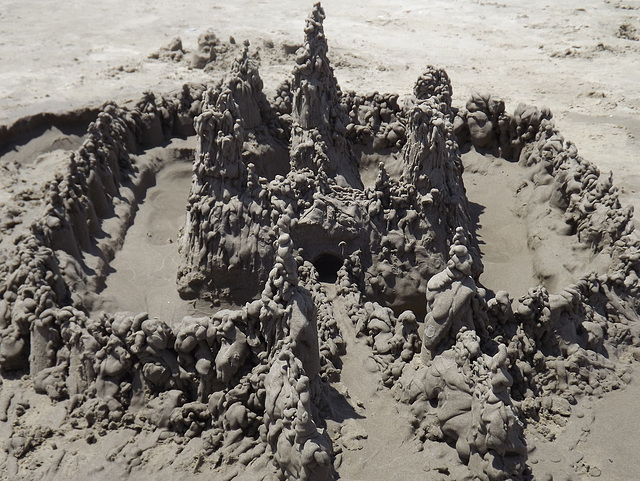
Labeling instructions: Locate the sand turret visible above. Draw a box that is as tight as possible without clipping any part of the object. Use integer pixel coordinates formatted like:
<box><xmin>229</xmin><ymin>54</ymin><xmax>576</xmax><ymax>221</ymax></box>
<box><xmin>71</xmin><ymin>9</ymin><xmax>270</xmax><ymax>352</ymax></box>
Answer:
<box><xmin>289</xmin><ymin>3</ymin><xmax>362</xmax><ymax>189</ymax></box>
<box><xmin>402</xmin><ymin>70</ymin><xmax>483</xmax><ymax>277</ymax></box>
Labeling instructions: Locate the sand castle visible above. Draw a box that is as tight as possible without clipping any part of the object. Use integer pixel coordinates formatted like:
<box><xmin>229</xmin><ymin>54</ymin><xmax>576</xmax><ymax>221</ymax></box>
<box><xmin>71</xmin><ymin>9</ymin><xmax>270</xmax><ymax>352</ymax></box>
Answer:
<box><xmin>0</xmin><ymin>3</ymin><xmax>639</xmax><ymax>480</ymax></box>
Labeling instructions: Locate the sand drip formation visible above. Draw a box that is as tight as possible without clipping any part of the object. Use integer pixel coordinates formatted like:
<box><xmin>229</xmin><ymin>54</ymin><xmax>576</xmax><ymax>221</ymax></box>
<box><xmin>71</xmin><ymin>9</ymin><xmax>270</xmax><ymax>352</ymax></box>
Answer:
<box><xmin>1</xmin><ymin>4</ymin><xmax>639</xmax><ymax>480</ymax></box>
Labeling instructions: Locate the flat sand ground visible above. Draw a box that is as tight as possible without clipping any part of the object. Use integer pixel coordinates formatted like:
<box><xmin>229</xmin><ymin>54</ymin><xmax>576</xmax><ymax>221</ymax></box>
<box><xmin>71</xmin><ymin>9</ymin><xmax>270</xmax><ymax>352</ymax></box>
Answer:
<box><xmin>1</xmin><ymin>1</ymin><xmax>640</xmax><ymax>480</ymax></box>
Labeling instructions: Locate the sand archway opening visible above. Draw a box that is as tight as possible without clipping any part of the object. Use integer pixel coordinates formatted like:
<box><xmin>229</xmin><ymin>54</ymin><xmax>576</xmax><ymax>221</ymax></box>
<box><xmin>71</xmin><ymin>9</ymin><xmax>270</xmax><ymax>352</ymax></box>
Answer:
<box><xmin>313</xmin><ymin>252</ymin><xmax>344</xmax><ymax>283</ymax></box>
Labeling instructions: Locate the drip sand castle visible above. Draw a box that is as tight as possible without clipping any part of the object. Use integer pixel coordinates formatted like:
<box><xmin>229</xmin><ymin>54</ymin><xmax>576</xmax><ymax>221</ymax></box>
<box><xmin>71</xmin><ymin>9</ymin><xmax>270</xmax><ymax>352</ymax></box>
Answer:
<box><xmin>1</xmin><ymin>4</ymin><xmax>639</xmax><ymax>481</ymax></box>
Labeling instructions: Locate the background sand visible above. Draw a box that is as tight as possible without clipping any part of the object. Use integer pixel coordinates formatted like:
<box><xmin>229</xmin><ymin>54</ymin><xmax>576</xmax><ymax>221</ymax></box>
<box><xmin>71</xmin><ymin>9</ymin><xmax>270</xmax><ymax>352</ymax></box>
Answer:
<box><xmin>2</xmin><ymin>0</ymin><xmax>639</xmax><ymax>215</ymax></box>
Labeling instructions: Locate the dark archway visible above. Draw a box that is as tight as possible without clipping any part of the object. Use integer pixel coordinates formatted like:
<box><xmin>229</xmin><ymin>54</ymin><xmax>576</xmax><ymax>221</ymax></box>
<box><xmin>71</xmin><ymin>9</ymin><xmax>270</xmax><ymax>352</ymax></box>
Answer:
<box><xmin>313</xmin><ymin>252</ymin><xmax>344</xmax><ymax>283</ymax></box>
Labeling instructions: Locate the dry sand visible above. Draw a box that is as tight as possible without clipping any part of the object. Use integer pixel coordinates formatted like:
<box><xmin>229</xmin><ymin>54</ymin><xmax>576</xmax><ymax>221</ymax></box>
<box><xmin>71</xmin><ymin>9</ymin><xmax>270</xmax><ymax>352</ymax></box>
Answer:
<box><xmin>2</xmin><ymin>0</ymin><xmax>639</xmax><ymax>211</ymax></box>
<box><xmin>1</xmin><ymin>1</ymin><xmax>640</xmax><ymax>480</ymax></box>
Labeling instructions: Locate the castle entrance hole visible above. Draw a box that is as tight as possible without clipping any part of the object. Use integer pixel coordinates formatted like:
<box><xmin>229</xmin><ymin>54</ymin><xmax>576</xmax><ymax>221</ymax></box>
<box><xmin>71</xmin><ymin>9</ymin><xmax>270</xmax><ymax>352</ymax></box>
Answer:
<box><xmin>313</xmin><ymin>252</ymin><xmax>344</xmax><ymax>283</ymax></box>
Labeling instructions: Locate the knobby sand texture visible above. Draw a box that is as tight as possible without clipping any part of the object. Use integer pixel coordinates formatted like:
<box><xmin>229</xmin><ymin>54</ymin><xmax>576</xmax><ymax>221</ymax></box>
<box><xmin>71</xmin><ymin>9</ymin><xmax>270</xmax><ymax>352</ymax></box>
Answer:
<box><xmin>1</xmin><ymin>2</ymin><xmax>640</xmax><ymax>481</ymax></box>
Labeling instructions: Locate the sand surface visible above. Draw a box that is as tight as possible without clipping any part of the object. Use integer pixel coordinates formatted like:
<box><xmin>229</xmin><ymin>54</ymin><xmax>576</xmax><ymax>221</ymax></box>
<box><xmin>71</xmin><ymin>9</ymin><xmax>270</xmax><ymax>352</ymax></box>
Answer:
<box><xmin>2</xmin><ymin>1</ymin><xmax>640</xmax><ymax>480</ymax></box>
<box><xmin>94</xmin><ymin>139</ymin><xmax>200</xmax><ymax>323</ymax></box>
<box><xmin>2</xmin><ymin>0</ymin><xmax>639</xmax><ymax>212</ymax></box>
